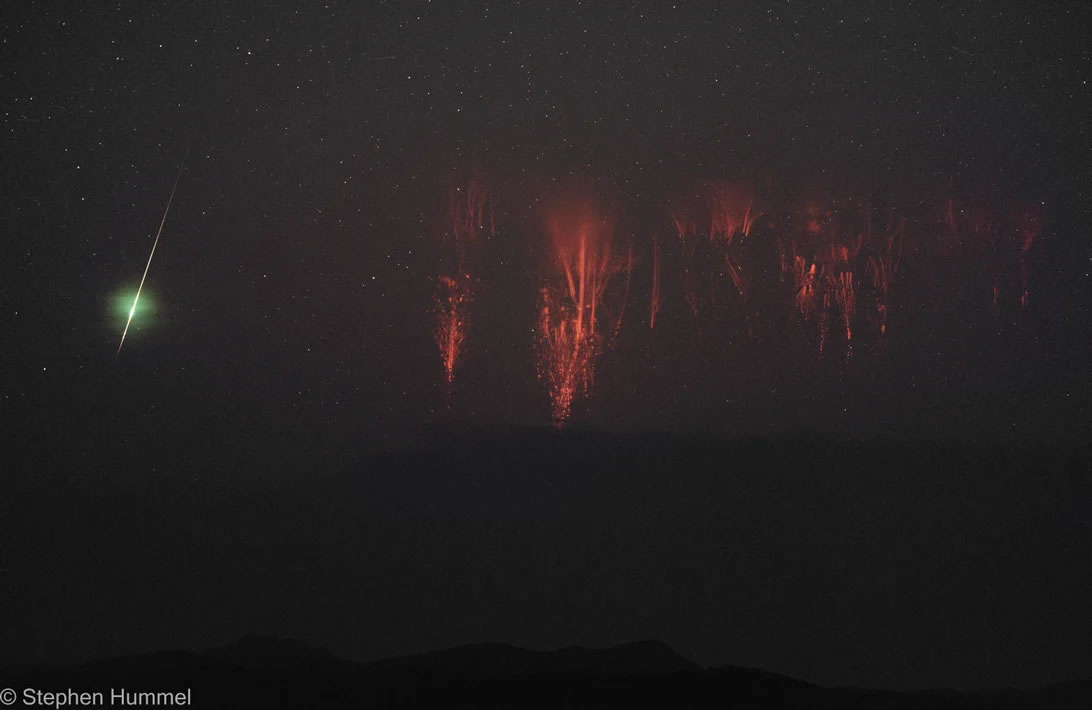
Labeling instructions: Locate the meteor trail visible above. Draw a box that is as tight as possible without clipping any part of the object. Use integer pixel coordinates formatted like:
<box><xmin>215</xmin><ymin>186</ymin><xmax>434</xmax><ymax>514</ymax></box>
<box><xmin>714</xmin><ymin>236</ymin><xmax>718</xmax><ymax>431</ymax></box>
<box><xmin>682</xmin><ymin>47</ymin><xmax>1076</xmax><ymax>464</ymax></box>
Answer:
<box><xmin>117</xmin><ymin>151</ymin><xmax>187</xmax><ymax>356</ymax></box>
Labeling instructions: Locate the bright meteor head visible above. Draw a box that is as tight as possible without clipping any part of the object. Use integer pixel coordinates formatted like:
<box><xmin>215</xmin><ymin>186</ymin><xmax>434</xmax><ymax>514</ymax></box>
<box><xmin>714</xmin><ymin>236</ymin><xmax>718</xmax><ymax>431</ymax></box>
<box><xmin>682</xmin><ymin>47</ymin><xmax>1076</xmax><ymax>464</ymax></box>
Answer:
<box><xmin>113</xmin><ymin>287</ymin><xmax>156</xmax><ymax>330</ymax></box>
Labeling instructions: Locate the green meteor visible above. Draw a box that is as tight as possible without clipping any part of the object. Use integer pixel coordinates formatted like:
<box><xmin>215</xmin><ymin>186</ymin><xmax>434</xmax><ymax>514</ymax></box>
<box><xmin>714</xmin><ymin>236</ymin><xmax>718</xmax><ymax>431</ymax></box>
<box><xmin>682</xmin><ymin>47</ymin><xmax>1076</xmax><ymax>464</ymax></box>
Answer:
<box><xmin>112</xmin><ymin>287</ymin><xmax>155</xmax><ymax>329</ymax></box>
<box><xmin>117</xmin><ymin>154</ymin><xmax>186</xmax><ymax>356</ymax></box>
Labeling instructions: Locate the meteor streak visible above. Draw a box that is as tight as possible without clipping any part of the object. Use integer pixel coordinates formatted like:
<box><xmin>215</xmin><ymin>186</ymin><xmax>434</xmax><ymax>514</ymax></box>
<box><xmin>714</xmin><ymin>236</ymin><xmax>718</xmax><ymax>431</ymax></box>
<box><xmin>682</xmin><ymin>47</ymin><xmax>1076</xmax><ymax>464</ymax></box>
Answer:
<box><xmin>116</xmin><ymin>153</ymin><xmax>187</xmax><ymax>356</ymax></box>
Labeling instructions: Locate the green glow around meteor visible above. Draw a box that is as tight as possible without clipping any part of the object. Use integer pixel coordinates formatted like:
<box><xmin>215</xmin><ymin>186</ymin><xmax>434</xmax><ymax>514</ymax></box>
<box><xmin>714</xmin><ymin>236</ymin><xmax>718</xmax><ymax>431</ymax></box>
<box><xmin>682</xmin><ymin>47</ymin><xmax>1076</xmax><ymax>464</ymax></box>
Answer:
<box><xmin>112</xmin><ymin>288</ymin><xmax>156</xmax><ymax>330</ymax></box>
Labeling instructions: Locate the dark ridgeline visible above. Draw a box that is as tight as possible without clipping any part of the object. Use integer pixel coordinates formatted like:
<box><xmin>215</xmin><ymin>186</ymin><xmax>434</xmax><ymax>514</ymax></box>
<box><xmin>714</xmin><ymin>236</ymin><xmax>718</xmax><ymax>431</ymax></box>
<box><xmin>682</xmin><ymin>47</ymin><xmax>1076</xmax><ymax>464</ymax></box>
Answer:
<box><xmin>5</xmin><ymin>431</ymin><xmax>1091</xmax><ymax>696</ymax></box>
<box><xmin>5</xmin><ymin>635</ymin><xmax>1090</xmax><ymax>709</ymax></box>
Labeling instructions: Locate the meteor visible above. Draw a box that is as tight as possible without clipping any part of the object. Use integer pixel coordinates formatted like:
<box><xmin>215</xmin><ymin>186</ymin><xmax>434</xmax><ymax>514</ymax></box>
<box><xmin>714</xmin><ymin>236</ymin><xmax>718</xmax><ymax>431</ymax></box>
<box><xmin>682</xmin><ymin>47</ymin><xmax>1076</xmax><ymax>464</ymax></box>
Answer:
<box><xmin>117</xmin><ymin>152</ymin><xmax>187</xmax><ymax>356</ymax></box>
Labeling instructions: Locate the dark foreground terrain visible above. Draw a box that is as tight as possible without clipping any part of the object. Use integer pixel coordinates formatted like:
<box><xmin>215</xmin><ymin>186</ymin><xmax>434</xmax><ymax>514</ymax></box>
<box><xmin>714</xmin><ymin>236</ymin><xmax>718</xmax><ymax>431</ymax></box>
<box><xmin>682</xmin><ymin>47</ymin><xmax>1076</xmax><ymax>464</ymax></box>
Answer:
<box><xmin>5</xmin><ymin>430</ymin><xmax>1091</xmax><ymax>700</ymax></box>
<box><xmin>4</xmin><ymin>635</ymin><xmax>1090</xmax><ymax>709</ymax></box>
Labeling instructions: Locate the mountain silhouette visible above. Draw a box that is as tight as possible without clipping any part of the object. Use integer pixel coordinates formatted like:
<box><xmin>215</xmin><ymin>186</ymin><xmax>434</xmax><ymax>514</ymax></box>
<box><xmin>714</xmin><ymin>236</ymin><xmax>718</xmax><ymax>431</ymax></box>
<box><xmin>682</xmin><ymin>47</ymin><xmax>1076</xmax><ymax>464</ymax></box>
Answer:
<box><xmin>204</xmin><ymin>634</ymin><xmax>333</xmax><ymax>669</ymax></box>
<box><xmin>4</xmin><ymin>636</ymin><xmax>1089</xmax><ymax>708</ymax></box>
<box><xmin>363</xmin><ymin>639</ymin><xmax>698</xmax><ymax>684</ymax></box>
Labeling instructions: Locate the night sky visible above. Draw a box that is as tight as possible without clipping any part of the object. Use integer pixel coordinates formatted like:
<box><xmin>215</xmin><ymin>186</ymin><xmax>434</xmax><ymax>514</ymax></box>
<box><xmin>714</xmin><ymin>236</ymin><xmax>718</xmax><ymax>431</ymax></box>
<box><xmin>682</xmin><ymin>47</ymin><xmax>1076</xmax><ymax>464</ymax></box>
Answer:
<box><xmin>2</xmin><ymin>0</ymin><xmax>1090</xmax><ymax>693</ymax></box>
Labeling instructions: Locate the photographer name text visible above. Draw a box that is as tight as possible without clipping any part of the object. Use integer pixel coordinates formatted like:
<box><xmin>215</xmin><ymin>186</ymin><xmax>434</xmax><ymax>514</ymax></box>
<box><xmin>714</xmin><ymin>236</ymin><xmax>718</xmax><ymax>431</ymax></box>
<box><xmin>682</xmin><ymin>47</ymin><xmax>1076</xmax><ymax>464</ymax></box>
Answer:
<box><xmin>3</xmin><ymin>688</ymin><xmax>191</xmax><ymax>708</ymax></box>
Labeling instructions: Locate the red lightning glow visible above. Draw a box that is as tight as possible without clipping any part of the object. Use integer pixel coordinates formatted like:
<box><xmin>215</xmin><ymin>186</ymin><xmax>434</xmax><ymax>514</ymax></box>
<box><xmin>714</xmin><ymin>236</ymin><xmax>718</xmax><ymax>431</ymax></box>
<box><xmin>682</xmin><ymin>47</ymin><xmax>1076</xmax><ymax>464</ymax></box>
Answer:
<box><xmin>1015</xmin><ymin>203</ymin><xmax>1043</xmax><ymax>308</ymax></box>
<box><xmin>938</xmin><ymin>188</ymin><xmax>1044</xmax><ymax>315</ymax></box>
<box><xmin>434</xmin><ymin>178</ymin><xmax>492</xmax><ymax>398</ymax></box>
<box><xmin>708</xmin><ymin>180</ymin><xmax>761</xmax><ymax>244</ymax></box>
<box><xmin>423</xmin><ymin>172</ymin><xmax>1045</xmax><ymax>427</ymax></box>
<box><xmin>672</xmin><ymin>207</ymin><xmax>701</xmax><ymax>318</ymax></box>
<box><xmin>649</xmin><ymin>237</ymin><xmax>661</xmax><ymax>329</ymax></box>
<box><xmin>433</xmin><ymin>274</ymin><xmax>473</xmax><ymax>395</ymax></box>
<box><xmin>833</xmin><ymin>270</ymin><xmax>855</xmax><ymax>347</ymax></box>
<box><xmin>864</xmin><ymin>220</ymin><xmax>902</xmax><ymax>338</ymax></box>
<box><xmin>536</xmin><ymin>203</ymin><xmax>629</xmax><ymax>428</ymax></box>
